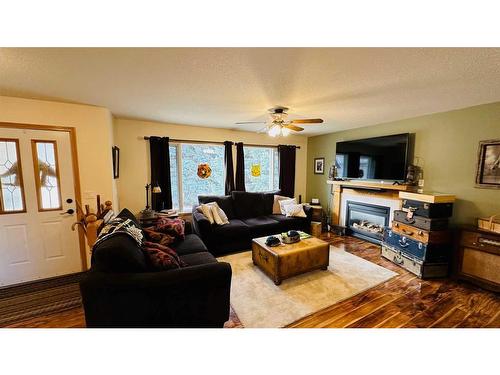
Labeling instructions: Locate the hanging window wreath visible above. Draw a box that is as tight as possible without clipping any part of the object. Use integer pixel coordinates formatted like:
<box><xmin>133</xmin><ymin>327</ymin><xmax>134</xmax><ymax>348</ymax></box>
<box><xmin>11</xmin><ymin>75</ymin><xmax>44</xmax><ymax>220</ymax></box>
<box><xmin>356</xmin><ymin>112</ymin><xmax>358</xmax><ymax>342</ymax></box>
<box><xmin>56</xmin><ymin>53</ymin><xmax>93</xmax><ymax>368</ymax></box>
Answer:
<box><xmin>197</xmin><ymin>163</ymin><xmax>212</xmax><ymax>179</ymax></box>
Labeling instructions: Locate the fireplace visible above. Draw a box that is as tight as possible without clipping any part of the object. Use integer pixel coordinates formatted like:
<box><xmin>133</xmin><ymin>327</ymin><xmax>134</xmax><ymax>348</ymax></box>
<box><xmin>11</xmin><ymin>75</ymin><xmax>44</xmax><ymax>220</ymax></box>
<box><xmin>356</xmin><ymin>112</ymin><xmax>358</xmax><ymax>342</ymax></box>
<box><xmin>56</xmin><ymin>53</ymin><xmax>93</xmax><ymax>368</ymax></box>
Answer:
<box><xmin>346</xmin><ymin>200</ymin><xmax>390</xmax><ymax>244</ymax></box>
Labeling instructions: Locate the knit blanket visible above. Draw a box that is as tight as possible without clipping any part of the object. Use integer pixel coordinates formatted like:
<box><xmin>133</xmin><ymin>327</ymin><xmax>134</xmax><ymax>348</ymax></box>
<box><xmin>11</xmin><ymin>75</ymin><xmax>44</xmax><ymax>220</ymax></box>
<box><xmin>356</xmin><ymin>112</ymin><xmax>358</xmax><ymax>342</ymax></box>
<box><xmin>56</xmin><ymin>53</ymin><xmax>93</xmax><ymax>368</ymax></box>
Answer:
<box><xmin>92</xmin><ymin>217</ymin><xmax>143</xmax><ymax>249</ymax></box>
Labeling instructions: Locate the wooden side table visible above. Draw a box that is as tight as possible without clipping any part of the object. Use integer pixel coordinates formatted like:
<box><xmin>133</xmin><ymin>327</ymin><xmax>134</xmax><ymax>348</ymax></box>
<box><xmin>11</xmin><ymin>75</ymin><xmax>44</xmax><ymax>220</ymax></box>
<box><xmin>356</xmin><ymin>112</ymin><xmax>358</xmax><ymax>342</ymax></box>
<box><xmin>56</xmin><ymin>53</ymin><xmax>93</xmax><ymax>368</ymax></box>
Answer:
<box><xmin>310</xmin><ymin>221</ymin><xmax>322</xmax><ymax>238</ymax></box>
<box><xmin>309</xmin><ymin>205</ymin><xmax>323</xmax><ymax>222</ymax></box>
<box><xmin>308</xmin><ymin>205</ymin><xmax>324</xmax><ymax>233</ymax></box>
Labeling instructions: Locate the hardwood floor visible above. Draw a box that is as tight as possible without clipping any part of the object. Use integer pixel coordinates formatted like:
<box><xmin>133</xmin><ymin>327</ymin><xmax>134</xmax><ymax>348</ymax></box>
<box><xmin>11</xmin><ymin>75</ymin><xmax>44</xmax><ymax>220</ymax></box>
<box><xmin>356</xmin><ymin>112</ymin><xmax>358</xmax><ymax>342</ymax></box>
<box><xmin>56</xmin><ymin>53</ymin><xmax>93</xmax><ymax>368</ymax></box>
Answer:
<box><xmin>288</xmin><ymin>233</ymin><xmax>500</xmax><ymax>328</ymax></box>
<box><xmin>5</xmin><ymin>233</ymin><xmax>499</xmax><ymax>328</ymax></box>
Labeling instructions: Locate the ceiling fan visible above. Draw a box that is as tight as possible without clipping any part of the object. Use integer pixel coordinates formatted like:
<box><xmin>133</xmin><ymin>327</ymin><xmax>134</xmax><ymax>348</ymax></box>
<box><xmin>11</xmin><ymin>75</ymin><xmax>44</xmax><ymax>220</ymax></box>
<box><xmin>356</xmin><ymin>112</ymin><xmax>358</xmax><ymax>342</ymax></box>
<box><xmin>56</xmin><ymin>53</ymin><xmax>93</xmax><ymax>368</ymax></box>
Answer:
<box><xmin>235</xmin><ymin>106</ymin><xmax>323</xmax><ymax>137</ymax></box>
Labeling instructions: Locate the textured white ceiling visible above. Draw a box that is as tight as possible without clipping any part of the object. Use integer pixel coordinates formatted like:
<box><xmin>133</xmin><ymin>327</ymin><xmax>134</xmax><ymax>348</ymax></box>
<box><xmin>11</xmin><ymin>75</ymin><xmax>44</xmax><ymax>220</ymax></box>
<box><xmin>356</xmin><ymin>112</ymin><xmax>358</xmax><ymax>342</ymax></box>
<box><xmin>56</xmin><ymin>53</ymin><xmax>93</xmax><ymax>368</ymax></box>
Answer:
<box><xmin>1</xmin><ymin>48</ymin><xmax>500</xmax><ymax>136</ymax></box>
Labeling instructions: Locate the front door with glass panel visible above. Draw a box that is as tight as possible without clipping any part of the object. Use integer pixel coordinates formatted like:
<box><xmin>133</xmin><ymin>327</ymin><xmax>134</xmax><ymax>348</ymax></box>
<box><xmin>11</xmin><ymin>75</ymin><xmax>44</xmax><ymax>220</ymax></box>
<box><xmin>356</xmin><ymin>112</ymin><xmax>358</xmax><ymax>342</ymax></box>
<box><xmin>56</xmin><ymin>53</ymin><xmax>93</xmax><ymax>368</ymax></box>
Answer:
<box><xmin>0</xmin><ymin>127</ymin><xmax>81</xmax><ymax>287</ymax></box>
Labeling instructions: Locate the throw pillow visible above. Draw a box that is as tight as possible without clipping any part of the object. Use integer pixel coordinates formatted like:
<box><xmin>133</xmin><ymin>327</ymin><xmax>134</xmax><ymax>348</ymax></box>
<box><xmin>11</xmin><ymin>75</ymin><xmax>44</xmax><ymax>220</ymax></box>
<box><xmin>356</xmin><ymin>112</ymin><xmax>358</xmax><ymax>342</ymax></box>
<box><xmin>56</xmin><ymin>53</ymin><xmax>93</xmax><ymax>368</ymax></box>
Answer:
<box><xmin>206</xmin><ymin>201</ymin><xmax>229</xmax><ymax>225</ymax></box>
<box><xmin>210</xmin><ymin>204</ymin><xmax>224</xmax><ymax>225</ymax></box>
<box><xmin>143</xmin><ymin>227</ymin><xmax>176</xmax><ymax>246</ymax></box>
<box><xmin>142</xmin><ymin>241</ymin><xmax>187</xmax><ymax>271</ymax></box>
<box><xmin>198</xmin><ymin>204</ymin><xmax>215</xmax><ymax>224</ymax></box>
<box><xmin>279</xmin><ymin>198</ymin><xmax>297</xmax><ymax>215</ymax></box>
<box><xmin>154</xmin><ymin>217</ymin><xmax>186</xmax><ymax>241</ymax></box>
<box><xmin>272</xmin><ymin>195</ymin><xmax>291</xmax><ymax>214</ymax></box>
<box><xmin>284</xmin><ymin>203</ymin><xmax>307</xmax><ymax>218</ymax></box>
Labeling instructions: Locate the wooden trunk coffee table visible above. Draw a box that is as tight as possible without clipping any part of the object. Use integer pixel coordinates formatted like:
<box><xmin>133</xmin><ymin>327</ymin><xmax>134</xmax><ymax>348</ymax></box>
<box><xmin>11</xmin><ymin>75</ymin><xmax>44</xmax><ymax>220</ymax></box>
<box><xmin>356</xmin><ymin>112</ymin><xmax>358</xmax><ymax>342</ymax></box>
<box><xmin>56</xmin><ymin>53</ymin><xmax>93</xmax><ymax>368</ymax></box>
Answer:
<box><xmin>252</xmin><ymin>235</ymin><xmax>330</xmax><ymax>285</ymax></box>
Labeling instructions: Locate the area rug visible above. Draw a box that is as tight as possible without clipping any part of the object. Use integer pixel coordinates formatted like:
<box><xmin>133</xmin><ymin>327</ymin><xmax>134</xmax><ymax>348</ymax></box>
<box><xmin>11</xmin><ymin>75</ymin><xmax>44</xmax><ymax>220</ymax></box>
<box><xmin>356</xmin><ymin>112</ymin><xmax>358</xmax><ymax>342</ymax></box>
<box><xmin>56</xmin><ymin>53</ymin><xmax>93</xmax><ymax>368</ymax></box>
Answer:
<box><xmin>0</xmin><ymin>273</ymin><xmax>83</xmax><ymax>327</ymax></box>
<box><xmin>218</xmin><ymin>246</ymin><xmax>397</xmax><ymax>328</ymax></box>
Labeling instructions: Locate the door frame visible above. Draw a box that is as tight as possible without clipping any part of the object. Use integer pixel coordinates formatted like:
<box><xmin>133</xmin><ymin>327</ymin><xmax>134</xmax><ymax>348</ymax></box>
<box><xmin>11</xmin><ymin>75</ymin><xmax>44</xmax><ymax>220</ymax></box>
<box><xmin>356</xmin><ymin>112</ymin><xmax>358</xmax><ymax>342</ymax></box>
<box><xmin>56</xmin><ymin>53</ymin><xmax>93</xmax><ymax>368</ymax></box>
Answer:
<box><xmin>0</xmin><ymin>121</ymin><xmax>87</xmax><ymax>270</ymax></box>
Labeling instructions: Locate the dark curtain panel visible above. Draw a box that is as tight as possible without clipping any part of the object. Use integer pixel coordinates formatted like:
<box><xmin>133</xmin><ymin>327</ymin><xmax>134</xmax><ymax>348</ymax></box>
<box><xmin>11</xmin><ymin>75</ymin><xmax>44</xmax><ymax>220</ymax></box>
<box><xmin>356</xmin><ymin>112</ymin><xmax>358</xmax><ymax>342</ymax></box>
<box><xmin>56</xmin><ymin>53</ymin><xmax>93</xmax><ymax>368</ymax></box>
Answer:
<box><xmin>223</xmin><ymin>141</ymin><xmax>235</xmax><ymax>195</ymax></box>
<box><xmin>235</xmin><ymin>142</ymin><xmax>246</xmax><ymax>191</ymax></box>
<box><xmin>149</xmin><ymin>136</ymin><xmax>173</xmax><ymax>211</ymax></box>
<box><xmin>278</xmin><ymin>145</ymin><xmax>297</xmax><ymax>198</ymax></box>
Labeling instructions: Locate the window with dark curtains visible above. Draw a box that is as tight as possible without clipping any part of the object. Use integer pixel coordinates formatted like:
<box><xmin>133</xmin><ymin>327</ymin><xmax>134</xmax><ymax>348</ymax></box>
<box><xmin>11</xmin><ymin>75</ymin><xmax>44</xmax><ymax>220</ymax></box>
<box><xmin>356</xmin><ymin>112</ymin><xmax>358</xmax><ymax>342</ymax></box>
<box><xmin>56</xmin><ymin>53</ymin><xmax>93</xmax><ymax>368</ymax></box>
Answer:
<box><xmin>235</xmin><ymin>142</ymin><xmax>245</xmax><ymax>191</ymax></box>
<box><xmin>149</xmin><ymin>136</ymin><xmax>173</xmax><ymax>211</ymax></box>
<box><xmin>278</xmin><ymin>145</ymin><xmax>296</xmax><ymax>198</ymax></box>
<box><xmin>224</xmin><ymin>141</ymin><xmax>235</xmax><ymax>195</ymax></box>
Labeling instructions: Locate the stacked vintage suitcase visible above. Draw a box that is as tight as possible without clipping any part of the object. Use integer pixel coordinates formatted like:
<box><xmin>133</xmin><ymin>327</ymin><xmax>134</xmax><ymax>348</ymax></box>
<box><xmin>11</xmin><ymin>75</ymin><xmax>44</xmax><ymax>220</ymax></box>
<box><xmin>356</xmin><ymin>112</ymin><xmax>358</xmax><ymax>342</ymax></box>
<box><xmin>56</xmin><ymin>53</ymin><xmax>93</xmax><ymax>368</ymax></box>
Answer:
<box><xmin>382</xmin><ymin>191</ymin><xmax>455</xmax><ymax>278</ymax></box>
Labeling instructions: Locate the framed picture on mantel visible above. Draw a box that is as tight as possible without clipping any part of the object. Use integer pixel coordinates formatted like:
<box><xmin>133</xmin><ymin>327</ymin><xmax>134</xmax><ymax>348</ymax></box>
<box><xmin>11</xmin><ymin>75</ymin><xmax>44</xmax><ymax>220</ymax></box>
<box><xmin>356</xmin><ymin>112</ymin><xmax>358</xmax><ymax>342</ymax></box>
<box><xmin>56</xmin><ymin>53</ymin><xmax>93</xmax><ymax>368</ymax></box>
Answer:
<box><xmin>475</xmin><ymin>139</ymin><xmax>500</xmax><ymax>189</ymax></box>
<box><xmin>314</xmin><ymin>157</ymin><xmax>325</xmax><ymax>174</ymax></box>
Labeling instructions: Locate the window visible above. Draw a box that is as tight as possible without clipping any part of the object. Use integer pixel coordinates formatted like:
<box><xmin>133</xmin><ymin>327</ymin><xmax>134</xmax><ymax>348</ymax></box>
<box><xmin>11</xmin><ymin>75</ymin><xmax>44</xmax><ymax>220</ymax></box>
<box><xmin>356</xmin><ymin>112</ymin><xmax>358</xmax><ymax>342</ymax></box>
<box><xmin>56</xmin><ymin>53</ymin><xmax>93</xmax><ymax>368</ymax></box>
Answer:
<box><xmin>0</xmin><ymin>139</ymin><xmax>26</xmax><ymax>213</ymax></box>
<box><xmin>335</xmin><ymin>153</ymin><xmax>347</xmax><ymax>178</ymax></box>
<box><xmin>169</xmin><ymin>143</ymin><xmax>225</xmax><ymax>212</ymax></box>
<box><xmin>168</xmin><ymin>143</ymin><xmax>280</xmax><ymax>212</ymax></box>
<box><xmin>359</xmin><ymin>155</ymin><xmax>376</xmax><ymax>179</ymax></box>
<box><xmin>243</xmin><ymin>146</ymin><xmax>279</xmax><ymax>192</ymax></box>
<box><xmin>32</xmin><ymin>140</ymin><xmax>62</xmax><ymax>211</ymax></box>
<box><xmin>169</xmin><ymin>145</ymin><xmax>179</xmax><ymax>210</ymax></box>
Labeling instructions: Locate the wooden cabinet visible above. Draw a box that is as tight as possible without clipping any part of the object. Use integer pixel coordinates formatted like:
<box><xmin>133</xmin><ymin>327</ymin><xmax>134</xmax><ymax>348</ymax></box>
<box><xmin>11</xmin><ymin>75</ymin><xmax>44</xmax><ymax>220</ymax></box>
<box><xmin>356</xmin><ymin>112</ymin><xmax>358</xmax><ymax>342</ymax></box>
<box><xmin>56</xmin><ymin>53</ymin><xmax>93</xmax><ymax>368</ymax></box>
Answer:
<box><xmin>308</xmin><ymin>205</ymin><xmax>324</xmax><ymax>235</ymax></box>
<box><xmin>455</xmin><ymin>226</ymin><xmax>500</xmax><ymax>292</ymax></box>
<box><xmin>309</xmin><ymin>205</ymin><xmax>323</xmax><ymax>222</ymax></box>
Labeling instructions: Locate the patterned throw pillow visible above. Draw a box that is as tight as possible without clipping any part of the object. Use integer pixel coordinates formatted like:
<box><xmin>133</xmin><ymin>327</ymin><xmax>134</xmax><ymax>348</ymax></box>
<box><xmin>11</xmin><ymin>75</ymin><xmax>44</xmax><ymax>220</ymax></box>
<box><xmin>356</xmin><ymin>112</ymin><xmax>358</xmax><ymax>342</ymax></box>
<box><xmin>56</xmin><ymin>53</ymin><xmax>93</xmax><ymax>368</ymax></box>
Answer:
<box><xmin>143</xmin><ymin>227</ymin><xmax>176</xmax><ymax>246</ymax></box>
<box><xmin>142</xmin><ymin>241</ymin><xmax>187</xmax><ymax>270</ymax></box>
<box><xmin>154</xmin><ymin>217</ymin><xmax>186</xmax><ymax>241</ymax></box>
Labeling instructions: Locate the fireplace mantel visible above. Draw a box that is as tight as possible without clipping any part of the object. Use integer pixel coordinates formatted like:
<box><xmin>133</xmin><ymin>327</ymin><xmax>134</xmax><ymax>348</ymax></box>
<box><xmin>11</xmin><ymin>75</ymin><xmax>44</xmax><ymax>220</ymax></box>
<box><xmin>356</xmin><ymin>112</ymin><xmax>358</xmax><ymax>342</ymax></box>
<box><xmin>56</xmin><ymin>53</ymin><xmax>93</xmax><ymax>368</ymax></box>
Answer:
<box><xmin>327</xmin><ymin>180</ymin><xmax>417</xmax><ymax>226</ymax></box>
<box><xmin>326</xmin><ymin>179</ymin><xmax>416</xmax><ymax>191</ymax></box>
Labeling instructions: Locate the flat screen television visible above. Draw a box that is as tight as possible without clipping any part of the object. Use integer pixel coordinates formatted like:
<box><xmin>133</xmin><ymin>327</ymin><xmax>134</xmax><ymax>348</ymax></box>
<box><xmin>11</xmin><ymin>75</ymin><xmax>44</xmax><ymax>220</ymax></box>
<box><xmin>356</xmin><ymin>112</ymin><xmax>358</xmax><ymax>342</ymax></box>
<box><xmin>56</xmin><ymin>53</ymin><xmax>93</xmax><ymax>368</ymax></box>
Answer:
<box><xmin>335</xmin><ymin>133</ymin><xmax>410</xmax><ymax>181</ymax></box>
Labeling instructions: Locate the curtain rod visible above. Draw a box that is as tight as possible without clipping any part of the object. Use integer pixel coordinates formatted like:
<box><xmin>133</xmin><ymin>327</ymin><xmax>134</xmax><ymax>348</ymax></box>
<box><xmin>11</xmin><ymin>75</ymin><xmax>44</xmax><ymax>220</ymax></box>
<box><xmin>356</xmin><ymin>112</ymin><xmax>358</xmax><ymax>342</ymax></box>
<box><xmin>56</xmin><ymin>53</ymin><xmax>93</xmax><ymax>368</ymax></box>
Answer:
<box><xmin>244</xmin><ymin>143</ymin><xmax>300</xmax><ymax>149</ymax></box>
<box><xmin>143</xmin><ymin>136</ymin><xmax>300</xmax><ymax>149</ymax></box>
<box><xmin>143</xmin><ymin>136</ymin><xmax>227</xmax><ymax>145</ymax></box>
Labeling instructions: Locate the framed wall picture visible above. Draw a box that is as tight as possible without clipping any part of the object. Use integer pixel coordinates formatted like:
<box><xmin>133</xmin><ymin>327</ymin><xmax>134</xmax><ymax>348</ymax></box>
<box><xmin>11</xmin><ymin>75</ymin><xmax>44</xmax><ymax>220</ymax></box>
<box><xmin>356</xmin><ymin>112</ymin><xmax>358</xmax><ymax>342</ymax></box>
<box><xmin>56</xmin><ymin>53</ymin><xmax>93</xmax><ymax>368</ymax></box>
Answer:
<box><xmin>475</xmin><ymin>139</ymin><xmax>500</xmax><ymax>189</ymax></box>
<box><xmin>112</xmin><ymin>146</ymin><xmax>120</xmax><ymax>179</ymax></box>
<box><xmin>314</xmin><ymin>157</ymin><xmax>325</xmax><ymax>174</ymax></box>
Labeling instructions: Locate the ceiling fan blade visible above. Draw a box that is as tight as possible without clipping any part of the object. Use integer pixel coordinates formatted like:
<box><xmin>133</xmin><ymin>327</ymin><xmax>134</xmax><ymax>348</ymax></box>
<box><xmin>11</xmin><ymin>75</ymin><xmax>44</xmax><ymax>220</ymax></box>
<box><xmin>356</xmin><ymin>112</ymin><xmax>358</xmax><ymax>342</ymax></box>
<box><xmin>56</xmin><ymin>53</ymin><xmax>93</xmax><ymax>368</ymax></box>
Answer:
<box><xmin>290</xmin><ymin>118</ymin><xmax>324</xmax><ymax>124</ymax></box>
<box><xmin>285</xmin><ymin>124</ymin><xmax>304</xmax><ymax>132</ymax></box>
<box><xmin>235</xmin><ymin>121</ymin><xmax>267</xmax><ymax>125</ymax></box>
<box><xmin>257</xmin><ymin>126</ymin><xmax>270</xmax><ymax>133</ymax></box>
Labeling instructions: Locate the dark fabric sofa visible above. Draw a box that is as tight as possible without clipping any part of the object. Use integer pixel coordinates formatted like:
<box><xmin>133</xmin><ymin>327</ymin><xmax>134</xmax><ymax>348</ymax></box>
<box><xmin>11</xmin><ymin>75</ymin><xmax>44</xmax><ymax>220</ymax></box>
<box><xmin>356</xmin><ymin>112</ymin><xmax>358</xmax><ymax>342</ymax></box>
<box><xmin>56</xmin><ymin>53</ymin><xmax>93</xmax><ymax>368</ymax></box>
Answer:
<box><xmin>192</xmin><ymin>191</ymin><xmax>312</xmax><ymax>255</ymax></box>
<box><xmin>79</xmin><ymin>209</ymin><xmax>232</xmax><ymax>328</ymax></box>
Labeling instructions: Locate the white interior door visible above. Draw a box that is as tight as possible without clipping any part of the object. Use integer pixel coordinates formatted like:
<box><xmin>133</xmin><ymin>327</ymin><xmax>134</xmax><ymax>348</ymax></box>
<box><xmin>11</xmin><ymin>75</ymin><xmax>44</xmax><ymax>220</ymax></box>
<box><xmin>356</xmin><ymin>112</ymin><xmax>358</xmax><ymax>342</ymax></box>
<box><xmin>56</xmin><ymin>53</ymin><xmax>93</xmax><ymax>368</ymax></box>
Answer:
<box><xmin>0</xmin><ymin>127</ymin><xmax>82</xmax><ymax>287</ymax></box>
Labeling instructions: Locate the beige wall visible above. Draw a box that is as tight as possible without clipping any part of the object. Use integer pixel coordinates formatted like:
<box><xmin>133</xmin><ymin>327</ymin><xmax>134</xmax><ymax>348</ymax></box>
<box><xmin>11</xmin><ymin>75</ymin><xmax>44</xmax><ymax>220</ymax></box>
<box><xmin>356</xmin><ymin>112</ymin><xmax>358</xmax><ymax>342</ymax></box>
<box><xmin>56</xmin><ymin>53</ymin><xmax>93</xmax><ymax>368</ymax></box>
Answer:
<box><xmin>0</xmin><ymin>96</ymin><xmax>117</xmax><ymax>264</ymax></box>
<box><xmin>114</xmin><ymin>118</ymin><xmax>308</xmax><ymax>214</ymax></box>
<box><xmin>307</xmin><ymin>101</ymin><xmax>500</xmax><ymax>225</ymax></box>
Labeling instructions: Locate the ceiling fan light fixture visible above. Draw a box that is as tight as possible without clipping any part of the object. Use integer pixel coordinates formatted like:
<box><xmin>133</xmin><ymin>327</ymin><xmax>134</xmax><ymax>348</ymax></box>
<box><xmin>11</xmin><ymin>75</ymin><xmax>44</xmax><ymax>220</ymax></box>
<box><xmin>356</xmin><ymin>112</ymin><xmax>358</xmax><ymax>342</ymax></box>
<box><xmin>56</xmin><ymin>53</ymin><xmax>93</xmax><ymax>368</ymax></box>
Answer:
<box><xmin>268</xmin><ymin>124</ymin><xmax>281</xmax><ymax>137</ymax></box>
<box><xmin>238</xmin><ymin>106</ymin><xmax>323</xmax><ymax>136</ymax></box>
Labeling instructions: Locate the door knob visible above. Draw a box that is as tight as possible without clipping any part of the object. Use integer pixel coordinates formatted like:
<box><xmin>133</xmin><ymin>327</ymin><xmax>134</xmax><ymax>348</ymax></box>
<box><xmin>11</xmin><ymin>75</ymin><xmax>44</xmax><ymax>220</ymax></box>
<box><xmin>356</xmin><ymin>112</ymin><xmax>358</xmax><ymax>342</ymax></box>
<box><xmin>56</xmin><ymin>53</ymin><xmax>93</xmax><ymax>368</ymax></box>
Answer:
<box><xmin>60</xmin><ymin>208</ymin><xmax>75</xmax><ymax>215</ymax></box>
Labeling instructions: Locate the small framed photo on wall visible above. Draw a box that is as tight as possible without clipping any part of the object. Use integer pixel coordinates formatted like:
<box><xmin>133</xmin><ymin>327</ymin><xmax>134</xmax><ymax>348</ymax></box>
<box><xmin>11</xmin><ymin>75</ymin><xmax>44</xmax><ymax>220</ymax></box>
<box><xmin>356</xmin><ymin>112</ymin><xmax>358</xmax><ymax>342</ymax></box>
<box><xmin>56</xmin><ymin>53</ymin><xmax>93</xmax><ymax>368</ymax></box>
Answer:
<box><xmin>314</xmin><ymin>157</ymin><xmax>325</xmax><ymax>174</ymax></box>
<box><xmin>475</xmin><ymin>139</ymin><xmax>500</xmax><ymax>189</ymax></box>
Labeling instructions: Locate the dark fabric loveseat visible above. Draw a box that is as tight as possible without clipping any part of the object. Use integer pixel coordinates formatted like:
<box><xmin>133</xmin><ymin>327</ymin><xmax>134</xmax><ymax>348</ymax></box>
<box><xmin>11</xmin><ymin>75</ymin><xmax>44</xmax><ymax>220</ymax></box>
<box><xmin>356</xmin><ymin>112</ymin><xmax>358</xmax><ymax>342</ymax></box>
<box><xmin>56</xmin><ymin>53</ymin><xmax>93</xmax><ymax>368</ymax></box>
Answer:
<box><xmin>192</xmin><ymin>191</ymin><xmax>312</xmax><ymax>255</ymax></box>
<box><xmin>79</xmin><ymin>209</ymin><xmax>232</xmax><ymax>328</ymax></box>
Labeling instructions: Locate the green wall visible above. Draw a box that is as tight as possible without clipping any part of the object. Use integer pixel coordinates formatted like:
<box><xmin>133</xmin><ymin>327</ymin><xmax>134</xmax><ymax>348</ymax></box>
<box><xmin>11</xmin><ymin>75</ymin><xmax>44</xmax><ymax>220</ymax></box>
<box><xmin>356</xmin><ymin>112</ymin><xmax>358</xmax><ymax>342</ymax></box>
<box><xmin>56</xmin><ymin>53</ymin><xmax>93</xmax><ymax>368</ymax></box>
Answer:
<box><xmin>306</xmin><ymin>101</ymin><xmax>500</xmax><ymax>225</ymax></box>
